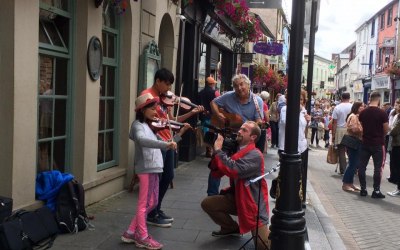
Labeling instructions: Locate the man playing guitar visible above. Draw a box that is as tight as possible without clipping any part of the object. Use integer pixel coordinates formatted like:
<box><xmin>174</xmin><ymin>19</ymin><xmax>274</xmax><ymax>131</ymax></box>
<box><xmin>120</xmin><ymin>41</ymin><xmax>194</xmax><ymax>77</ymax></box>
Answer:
<box><xmin>207</xmin><ymin>74</ymin><xmax>264</xmax><ymax>196</ymax></box>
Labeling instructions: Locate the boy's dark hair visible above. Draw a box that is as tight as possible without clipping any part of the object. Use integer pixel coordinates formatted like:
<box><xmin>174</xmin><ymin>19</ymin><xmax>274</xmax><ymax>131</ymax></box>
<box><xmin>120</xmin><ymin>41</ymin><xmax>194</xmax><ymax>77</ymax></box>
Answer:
<box><xmin>154</xmin><ymin>68</ymin><xmax>174</xmax><ymax>84</ymax></box>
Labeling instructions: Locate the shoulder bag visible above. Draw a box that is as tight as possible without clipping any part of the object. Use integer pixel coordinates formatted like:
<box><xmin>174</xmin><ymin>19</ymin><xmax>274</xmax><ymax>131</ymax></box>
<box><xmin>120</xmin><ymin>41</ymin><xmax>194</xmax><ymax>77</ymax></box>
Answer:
<box><xmin>340</xmin><ymin>134</ymin><xmax>361</xmax><ymax>150</ymax></box>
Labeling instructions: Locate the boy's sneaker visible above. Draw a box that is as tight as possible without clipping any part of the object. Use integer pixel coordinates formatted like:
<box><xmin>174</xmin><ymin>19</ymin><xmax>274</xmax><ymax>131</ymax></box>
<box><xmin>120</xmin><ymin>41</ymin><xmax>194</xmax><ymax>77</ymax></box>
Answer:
<box><xmin>387</xmin><ymin>189</ymin><xmax>400</xmax><ymax>197</ymax></box>
<box><xmin>135</xmin><ymin>235</ymin><xmax>163</xmax><ymax>250</ymax></box>
<box><xmin>371</xmin><ymin>190</ymin><xmax>385</xmax><ymax>199</ymax></box>
<box><xmin>146</xmin><ymin>215</ymin><xmax>172</xmax><ymax>228</ymax></box>
<box><xmin>121</xmin><ymin>231</ymin><xmax>139</xmax><ymax>244</ymax></box>
<box><xmin>360</xmin><ymin>189</ymin><xmax>368</xmax><ymax>197</ymax></box>
<box><xmin>158</xmin><ymin>210</ymin><xmax>174</xmax><ymax>222</ymax></box>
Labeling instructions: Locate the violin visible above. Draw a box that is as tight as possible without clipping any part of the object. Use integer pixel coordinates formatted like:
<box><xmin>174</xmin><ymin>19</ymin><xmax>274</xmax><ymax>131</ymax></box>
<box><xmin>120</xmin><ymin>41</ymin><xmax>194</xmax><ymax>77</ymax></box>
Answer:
<box><xmin>149</xmin><ymin>118</ymin><xmax>187</xmax><ymax>131</ymax></box>
<box><xmin>161</xmin><ymin>91</ymin><xmax>199</xmax><ymax>110</ymax></box>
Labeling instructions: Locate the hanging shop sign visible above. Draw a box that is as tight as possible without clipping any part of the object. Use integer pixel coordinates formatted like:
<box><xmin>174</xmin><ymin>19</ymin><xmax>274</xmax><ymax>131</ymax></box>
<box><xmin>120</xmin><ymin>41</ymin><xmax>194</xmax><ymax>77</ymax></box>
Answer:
<box><xmin>253</xmin><ymin>42</ymin><xmax>283</xmax><ymax>56</ymax></box>
<box><xmin>372</xmin><ymin>75</ymin><xmax>390</xmax><ymax>90</ymax></box>
<box><xmin>240</xmin><ymin>53</ymin><xmax>254</xmax><ymax>63</ymax></box>
<box><xmin>266</xmin><ymin>56</ymin><xmax>279</xmax><ymax>65</ymax></box>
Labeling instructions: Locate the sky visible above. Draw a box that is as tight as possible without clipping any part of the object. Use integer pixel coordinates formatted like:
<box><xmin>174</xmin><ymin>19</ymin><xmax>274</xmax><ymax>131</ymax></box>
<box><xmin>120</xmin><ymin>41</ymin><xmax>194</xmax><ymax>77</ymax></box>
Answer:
<box><xmin>282</xmin><ymin>0</ymin><xmax>393</xmax><ymax>60</ymax></box>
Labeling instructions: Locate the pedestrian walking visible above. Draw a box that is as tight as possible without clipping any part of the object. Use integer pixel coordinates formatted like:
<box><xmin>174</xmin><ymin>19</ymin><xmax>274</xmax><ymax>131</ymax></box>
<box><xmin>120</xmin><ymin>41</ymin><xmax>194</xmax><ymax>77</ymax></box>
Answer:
<box><xmin>388</xmin><ymin>99</ymin><xmax>400</xmax><ymax>196</ymax></box>
<box><xmin>269</xmin><ymin>93</ymin><xmax>281</xmax><ymax>149</ymax></box>
<box><xmin>357</xmin><ymin>91</ymin><xmax>389</xmax><ymax>198</ymax></box>
<box><xmin>331</xmin><ymin>92</ymin><xmax>352</xmax><ymax>174</ymax></box>
<box><xmin>342</xmin><ymin>101</ymin><xmax>364</xmax><ymax>192</ymax></box>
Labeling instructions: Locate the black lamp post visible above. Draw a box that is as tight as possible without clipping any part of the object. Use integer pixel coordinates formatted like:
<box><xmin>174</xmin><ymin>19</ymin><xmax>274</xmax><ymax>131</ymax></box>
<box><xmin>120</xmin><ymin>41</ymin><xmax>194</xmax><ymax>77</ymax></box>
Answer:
<box><xmin>269</xmin><ymin>0</ymin><xmax>307</xmax><ymax>249</ymax></box>
<box><xmin>304</xmin><ymin>0</ymin><xmax>319</xmax><ymax>206</ymax></box>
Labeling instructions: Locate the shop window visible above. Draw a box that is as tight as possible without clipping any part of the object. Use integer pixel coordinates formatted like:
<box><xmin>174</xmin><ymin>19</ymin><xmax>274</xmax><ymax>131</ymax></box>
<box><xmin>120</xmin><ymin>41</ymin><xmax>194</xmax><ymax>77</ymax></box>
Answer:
<box><xmin>37</xmin><ymin>0</ymin><xmax>71</xmax><ymax>173</ymax></box>
<box><xmin>98</xmin><ymin>2</ymin><xmax>120</xmax><ymax>170</ymax></box>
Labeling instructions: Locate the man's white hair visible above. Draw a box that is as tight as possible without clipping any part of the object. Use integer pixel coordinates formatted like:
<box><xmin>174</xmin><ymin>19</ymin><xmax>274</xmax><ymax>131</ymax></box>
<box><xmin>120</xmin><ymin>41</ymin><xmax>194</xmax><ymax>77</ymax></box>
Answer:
<box><xmin>232</xmin><ymin>74</ymin><xmax>250</xmax><ymax>86</ymax></box>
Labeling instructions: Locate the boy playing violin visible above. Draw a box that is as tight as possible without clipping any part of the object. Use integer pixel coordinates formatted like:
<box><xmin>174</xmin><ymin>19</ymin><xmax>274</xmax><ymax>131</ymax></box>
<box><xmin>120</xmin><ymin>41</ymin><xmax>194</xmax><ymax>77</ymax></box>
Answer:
<box><xmin>140</xmin><ymin>68</ymin><xmax>204</xmax><ymax>227</ymax></box>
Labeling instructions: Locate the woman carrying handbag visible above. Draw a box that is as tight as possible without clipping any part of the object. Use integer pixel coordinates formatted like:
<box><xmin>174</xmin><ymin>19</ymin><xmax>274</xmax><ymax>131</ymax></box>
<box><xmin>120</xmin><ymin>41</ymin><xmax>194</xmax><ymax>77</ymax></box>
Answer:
<box><xmin>342</xmin><ymin>102</ymin><xmax>364</xmax><ymax>192</ymax></box>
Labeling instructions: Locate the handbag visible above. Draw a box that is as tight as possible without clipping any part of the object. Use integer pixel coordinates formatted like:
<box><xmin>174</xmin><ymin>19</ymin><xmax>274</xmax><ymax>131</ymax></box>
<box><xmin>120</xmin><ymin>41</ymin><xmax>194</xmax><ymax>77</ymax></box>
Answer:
<box><xmin>327</xmin><ymin>145</ymin><xmax>338</xmax><ymax>164</ymax></box>
<box><xmin>340</xmin><ymin>134</ymin><xmax>361</xmax><ymax>150</ymax></box>
<box><xmin>0</xmin><ymin>206</ymin><xmax>58</xmax><ymax>250</ymax></box>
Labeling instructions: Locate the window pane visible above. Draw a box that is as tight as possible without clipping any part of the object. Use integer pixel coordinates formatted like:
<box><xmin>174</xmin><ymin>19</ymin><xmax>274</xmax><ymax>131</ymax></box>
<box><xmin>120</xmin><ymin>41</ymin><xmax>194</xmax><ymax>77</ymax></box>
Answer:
<box><xmin>103</xmin><ymin>3</ymin><xmax>116</xmax><ymax>28</ymax></box>
<box><xmin>40</xmin><ymin>0</ymin><xmax>69</xmax><ymax>11</ymax></box>
<box><xmin>100</xmin><ymin>66</ymin><xmax>106</xmax><ymax>96</ymax></box>
<box><xmin>55</xmin><ymin>58</ymin><xmax>68</xmax><ymax>95</ymax></box>
<box><xmin>39</xmin><ymin>23</ymin><xmax>50</xmax><ymax>44</ymax></box>
<box><xmin>107</xmin><ymin>67</ymin><xmax>115</xmax><ymax>96</ymax></box>
<box><xmin>38</xmin><ymin>97</ymin><xmax>53</xmax><ymax>139</ymax></box>
<box><xmin>97</xmin><ymin>133</ymin><xmax>104</xmax><ymax>164</ymax></box>
<box><xmin>105</xmin><ymin>132</ymin><xmax>114</xmax><ymax>162</ymax></box>
<box><xmin>53</xmin><ymin>139</ymin><xmax>66</xmax><ymax>172</ymax></box>
<box><xmin>54</xmin><ymin>99</ymin><xmax>66</xmax><ymax>137</ymax></box>
<box><xmin>38</xmin><ymin>141</ymin><xmax>52</xmax><ymax>171</ymax></box>
<box><xmin>43</xmin><ymin>21</ymin><xmax>63</xmax><ymax>46</ymax></box>
<box><xmin>106</xmin><ymin>100</ymin><xmax>114</xmax><ymax>129</ymax></box>
<box><xmin>102</xmin><ymin>33</ymin><xmax>108</xmax><ymax>57</ymax></box>
<box><xmin>99</xmin><ymin>100</ymin><xmax>105</xmax><ymax>130</ymax></box>
<box><xmin>108</xmin><ymin>34</ymin><xmax>115</xmax><ymax>58</ymax></box>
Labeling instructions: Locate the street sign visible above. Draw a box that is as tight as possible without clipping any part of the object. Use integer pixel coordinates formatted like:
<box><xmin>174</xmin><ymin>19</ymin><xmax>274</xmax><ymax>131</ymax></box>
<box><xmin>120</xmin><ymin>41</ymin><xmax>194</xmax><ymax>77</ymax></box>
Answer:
<box><xmin>328</xmin><ymin>64</ymin><xmax>335</xmax><ymax>69</ymax></box>
<box><xmin>253</xmin><ymin>42</ymin><xmax>283</xmax><ymax>56</ymax></box>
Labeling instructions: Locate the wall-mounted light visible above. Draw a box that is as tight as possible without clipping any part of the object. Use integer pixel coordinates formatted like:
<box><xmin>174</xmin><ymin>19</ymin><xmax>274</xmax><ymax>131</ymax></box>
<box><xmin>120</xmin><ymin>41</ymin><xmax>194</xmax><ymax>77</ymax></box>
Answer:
<box><xmin>394</xmin><ymin>16</ymin><xmax>399</xmax><ymax>21</ymax></box>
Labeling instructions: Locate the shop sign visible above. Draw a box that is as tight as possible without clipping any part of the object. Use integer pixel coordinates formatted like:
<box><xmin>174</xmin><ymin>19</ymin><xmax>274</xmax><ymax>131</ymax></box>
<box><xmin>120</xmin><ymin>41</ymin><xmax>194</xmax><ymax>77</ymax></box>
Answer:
<box><xmin>353</xmin><ymin>81</ymin><xmax>363</xmax><ymax>93</ymax></box>
<box><xmin>253</xmin><ymin>42</ymin><xmax>283</xmax><ymax>56</ymax></box>
<box><xmin>267</xmin><ymin>56</ymin><xmax>279</xmax><ymax>65</ymax></box>
<box><xmin>372</xmin><ymin>75</ymin><xmax>390</xmax><ymax>90</ymax></box>
<box><xmin>246</xmin><ymin>0</ymin><xmax>282</xmax><ymax>9</ymax></box>
<box><xmin>240</xmin><ymin>53</ymin><xmax>253</xmax><ymax>63</ymax></box>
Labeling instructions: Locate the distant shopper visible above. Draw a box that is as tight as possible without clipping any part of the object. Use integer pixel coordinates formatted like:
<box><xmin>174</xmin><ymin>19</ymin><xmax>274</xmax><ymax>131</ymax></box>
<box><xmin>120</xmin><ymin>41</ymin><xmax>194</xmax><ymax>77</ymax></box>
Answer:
<box><xmin>331</xmin><ymin>92</ymin><xmax>352</xmax><ymax>174</ymax></box>
<box><xmin>269</xmin><ymin>93</ymin><xmax>281</xmax><ymax>148</ymax></box>
<box><xmin>388</xmin><ymin>99</ymin><xmax>400</xmax><ymax>196</ymax></box>
<box><xmin>357</xmin><ymin>91</ymin><xmax>389</xmax><ymax>198</ymax></box>
<box><xmin>199</xmin><ymin>76</ymin><xmax>219</xmax><ymax>157</ymax></box>
<box><xmin>342</xmin><ymin>101</ymin><xmax>364</xmax><ymax>192</ymax></box>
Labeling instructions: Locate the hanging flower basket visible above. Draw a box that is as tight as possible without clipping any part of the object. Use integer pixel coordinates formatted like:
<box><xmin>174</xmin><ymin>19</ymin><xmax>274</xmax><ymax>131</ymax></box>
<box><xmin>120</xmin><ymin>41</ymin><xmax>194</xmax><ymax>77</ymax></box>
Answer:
<box><xmin>252</xmin><ymin>64</ymin><xmax>287</xmax><ymax>93</ymax></box>
<box><xmin>386</xmin><ymin>63</ymin><xmax>400</xmax><ymax>79</ymax></box>
<box><xmin>213</xmin><ymin>0</ymin><xmax>263</xmax><ymax>43</ymax></box>
<box><xmin>107</xmin><ymin>0</ymin><xmax>129</xmax><ymax>15</ymax></box>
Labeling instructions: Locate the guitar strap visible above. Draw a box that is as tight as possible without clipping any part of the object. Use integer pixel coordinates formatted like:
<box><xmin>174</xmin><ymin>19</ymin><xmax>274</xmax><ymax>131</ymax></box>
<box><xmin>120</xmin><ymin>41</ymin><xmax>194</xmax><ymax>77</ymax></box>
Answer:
<box><xmin>252</xmin><ymin>93</ymin><xmax>263</xmax><ymax>120</ymax></box>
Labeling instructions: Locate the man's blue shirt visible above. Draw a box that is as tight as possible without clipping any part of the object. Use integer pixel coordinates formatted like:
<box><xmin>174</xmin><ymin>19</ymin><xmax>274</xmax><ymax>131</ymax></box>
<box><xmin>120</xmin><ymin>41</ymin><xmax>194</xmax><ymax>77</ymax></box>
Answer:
<box><xmin>213</xmin><ymin>91</ymin><xmax>264</xmax><ymax>122</ymax></box>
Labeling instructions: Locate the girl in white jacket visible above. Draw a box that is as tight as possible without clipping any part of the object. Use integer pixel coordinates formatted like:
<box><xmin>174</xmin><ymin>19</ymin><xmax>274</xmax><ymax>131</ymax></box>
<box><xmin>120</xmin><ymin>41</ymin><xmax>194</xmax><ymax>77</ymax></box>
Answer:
<box><xmin>121</xmin><ymin>93</ymin><xmax>189</xmax><ymax>250</ymax></box>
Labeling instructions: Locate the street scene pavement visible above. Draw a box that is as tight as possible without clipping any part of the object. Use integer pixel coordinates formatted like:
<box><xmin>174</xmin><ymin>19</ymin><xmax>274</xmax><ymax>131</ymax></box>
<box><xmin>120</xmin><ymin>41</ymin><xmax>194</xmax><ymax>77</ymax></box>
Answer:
<box><xmin>51</xmin><ymin>145</ymin><xmax>400</xmax><ymax>250</ymax></box>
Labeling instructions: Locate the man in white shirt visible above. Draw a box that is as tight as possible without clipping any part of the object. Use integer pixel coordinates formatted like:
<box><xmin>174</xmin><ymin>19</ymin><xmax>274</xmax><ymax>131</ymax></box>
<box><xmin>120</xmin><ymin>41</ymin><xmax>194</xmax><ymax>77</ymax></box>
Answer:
<box><xmin>331</xmin><ymin>92</ymin><xmax>352</xmax><ymax>174</ymax></box>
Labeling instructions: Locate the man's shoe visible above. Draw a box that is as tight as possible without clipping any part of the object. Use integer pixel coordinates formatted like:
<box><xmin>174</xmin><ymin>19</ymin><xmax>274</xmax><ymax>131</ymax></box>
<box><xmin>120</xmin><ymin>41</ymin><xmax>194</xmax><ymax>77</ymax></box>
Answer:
<box><xmin>146</xmin><ymin>216</ymin><xmax>172</xmax><ymax>228</ymax></box>
<box><xmin>371</xmin><ymin>190</ymin><xmax>385</xmax><ymax>199</ymax></box>
<box><xmin>360</xmin><ymin>189</ymin><xmax>368</xmax><ymax>197</ymax></box>
<box><xmin>211</xmin><ymin>228</ymin><xmax>241</xmax><ymax>237</ymax></box>
<box><xmin>158</xmin><ymin>210</ymin><xmax>174</xmax><ymax>223</ymax></box>
<box><xmin>387</xmin><ymin>189</ymin><xmax>400</xmax><ymax>197</ymax></box>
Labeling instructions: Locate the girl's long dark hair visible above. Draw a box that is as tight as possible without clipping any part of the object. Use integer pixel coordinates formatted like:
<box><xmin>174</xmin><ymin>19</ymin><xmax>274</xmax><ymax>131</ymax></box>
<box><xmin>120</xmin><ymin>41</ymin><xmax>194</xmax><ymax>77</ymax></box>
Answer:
<box><xmin>346</xmin><ymin>101</ymin><xmax>363</xmax><ymax>121</ymax></box>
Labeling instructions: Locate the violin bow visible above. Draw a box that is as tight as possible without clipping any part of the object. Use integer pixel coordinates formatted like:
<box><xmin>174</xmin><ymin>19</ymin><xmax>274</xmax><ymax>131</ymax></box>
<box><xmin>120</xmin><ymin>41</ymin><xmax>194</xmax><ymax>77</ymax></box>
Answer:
<box><xmin>166</xmin><ymin>107</ymin><xmax>178</xmax><ymax>153</ymax></box>
<box><xmin>175</xmin><ymin>82</ymin><xmax>184</xmax><ymax>122</ymax></box>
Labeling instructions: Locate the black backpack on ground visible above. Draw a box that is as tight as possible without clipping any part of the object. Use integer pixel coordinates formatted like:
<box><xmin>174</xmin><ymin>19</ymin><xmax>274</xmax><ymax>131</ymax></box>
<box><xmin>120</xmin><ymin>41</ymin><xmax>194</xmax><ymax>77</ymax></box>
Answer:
<box><xmin>55</xmin><ymin>180</ymin><xmax>93</xmax><ymax>234</ymax></box>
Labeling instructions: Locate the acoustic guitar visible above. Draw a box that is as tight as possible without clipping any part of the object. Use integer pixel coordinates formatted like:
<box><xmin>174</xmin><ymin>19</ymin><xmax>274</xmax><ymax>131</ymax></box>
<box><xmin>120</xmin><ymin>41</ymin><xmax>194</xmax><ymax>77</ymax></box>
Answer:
<box><xmin>210</xmin><ymin>109</ymin><xmax>244</xmax><ymax>130</ymax></box>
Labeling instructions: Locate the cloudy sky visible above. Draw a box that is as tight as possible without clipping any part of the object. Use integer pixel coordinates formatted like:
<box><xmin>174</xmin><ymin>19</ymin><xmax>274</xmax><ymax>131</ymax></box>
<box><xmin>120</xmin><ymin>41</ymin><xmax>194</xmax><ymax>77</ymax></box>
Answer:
<box><xmin>282</xmin><ymin>0</ymin><xmax>393</xmax><ymax>59</ymax></box>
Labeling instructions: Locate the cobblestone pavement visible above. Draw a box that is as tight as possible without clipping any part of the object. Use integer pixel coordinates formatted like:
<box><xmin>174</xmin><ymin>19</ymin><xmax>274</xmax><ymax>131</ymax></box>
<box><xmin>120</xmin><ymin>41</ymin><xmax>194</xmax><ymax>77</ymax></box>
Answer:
<box><xmin>307</xmin><ymin>147</ymin><xmax>400</xmax><ymax>250</ymax></box>
<box><xmin>51</xmin><ymin>146</ymin><xmax>342</xmax><ymax>249</ymax></box>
